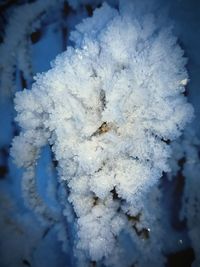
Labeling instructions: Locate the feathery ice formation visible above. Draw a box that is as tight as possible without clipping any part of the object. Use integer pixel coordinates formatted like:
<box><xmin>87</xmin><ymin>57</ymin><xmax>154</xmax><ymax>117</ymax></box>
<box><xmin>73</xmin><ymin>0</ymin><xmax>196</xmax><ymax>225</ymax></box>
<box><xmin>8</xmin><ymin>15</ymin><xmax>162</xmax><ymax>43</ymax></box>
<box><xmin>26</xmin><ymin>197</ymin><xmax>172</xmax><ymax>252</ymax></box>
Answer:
<box><xmin>11</xmin><ymin>2</ymin><xmax>193</xmax><ymax>265</ymax></box>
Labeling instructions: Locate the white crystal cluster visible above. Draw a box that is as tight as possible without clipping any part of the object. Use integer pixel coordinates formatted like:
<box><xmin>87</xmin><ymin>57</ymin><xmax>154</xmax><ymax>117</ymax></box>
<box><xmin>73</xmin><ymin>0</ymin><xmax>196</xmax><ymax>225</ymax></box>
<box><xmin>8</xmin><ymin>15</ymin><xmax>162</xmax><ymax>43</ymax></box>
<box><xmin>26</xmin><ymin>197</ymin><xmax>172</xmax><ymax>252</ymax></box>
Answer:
<box><xmin>11</xmin><ymin>2</ymin><xmax>193</xmax><ymax>264</ymax></box>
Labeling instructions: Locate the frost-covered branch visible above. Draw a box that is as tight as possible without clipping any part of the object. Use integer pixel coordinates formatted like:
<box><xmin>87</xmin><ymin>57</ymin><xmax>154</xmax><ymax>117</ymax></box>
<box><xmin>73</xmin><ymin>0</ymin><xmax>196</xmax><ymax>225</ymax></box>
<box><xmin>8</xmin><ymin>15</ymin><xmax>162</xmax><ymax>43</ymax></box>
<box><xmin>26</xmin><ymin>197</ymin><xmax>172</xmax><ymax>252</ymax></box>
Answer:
<box><xmin>0</xmin><ymin>0</ymin><xmax>62</xmax><ymax>96</ymax></box>
<box><xmin>169</xmin><ymin>129</ymin><xmax>200</xmax><ymax>267</ymax></box>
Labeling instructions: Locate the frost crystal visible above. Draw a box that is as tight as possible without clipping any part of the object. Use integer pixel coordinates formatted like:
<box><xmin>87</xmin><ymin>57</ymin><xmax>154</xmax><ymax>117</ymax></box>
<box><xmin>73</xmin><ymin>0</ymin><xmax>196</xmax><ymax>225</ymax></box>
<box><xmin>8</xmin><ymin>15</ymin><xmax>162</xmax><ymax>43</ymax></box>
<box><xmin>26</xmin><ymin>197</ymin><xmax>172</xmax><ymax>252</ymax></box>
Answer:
<box><xmin>11</xmin><ymin>2</ymin><xmax>193</xmax><ymax>264</ymax></box>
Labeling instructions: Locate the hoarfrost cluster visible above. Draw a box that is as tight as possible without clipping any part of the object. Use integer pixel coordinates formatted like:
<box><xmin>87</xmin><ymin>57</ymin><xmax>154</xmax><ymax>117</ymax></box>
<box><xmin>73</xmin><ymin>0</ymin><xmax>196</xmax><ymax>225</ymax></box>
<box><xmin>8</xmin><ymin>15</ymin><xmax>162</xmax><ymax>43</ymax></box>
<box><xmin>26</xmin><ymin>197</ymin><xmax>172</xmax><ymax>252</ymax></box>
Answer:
<box><xmin>10</xmin><ymin>2</ymin><xmax>195</xmax><ymax>266</ymax></box>
<box><xmin>0</xmin><ymin>0</ymin><xmax>199</xmax><ymax>267</ymax></box>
